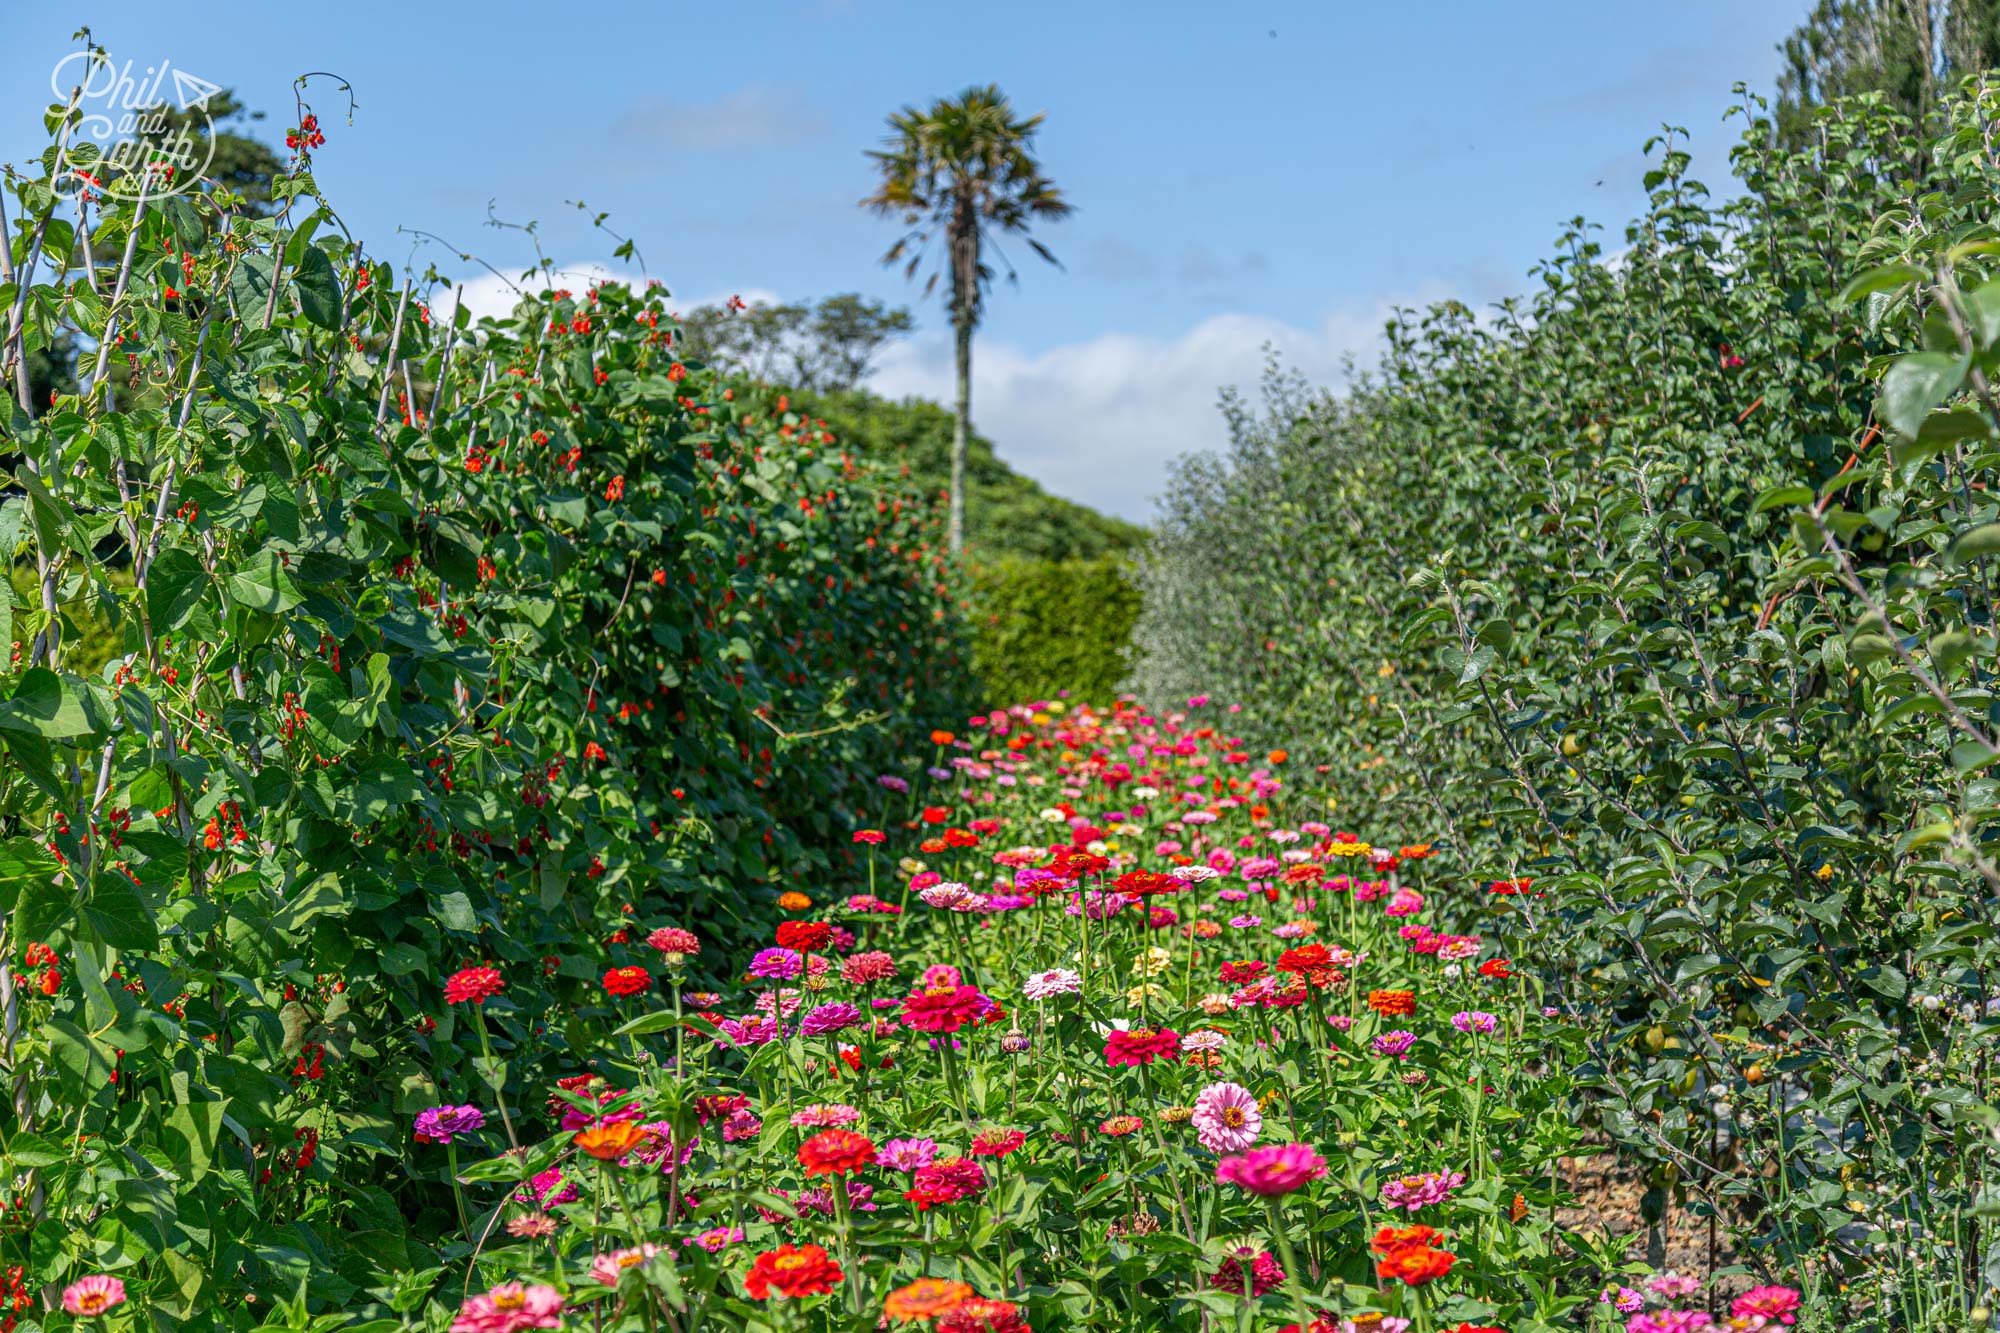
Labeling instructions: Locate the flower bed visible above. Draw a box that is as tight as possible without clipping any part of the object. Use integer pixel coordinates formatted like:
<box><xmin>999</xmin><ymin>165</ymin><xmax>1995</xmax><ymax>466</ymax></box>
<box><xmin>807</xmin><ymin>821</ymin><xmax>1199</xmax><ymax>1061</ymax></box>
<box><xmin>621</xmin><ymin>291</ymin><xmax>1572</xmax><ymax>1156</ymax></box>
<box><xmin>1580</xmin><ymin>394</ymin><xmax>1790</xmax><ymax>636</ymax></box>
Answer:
<box><xmin>90</xmin><ymin>698</ymin><xmax>1793</xmax><ymax>1333</ymax></box>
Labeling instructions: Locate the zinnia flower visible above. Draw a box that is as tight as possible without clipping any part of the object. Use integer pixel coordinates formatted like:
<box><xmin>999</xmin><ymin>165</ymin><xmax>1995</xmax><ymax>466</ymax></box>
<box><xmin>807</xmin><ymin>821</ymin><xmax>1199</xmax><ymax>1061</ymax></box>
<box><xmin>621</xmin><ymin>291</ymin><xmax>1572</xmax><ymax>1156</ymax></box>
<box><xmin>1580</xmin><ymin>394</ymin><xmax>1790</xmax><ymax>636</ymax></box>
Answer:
<box><xmin>1191</xmin><ymin>1081</ymin><xmax>1263</xmax><ymax>1152</ymax></box>
<box><xmin>880</xmin><ymin>1137</ymin><xmax>940</xmax><ymax>1172</ymax></box>
<box><xmin>450</xmin><ymin>1282</ymin><xmax>565</xmax><ymax>1333</ymax></box>
<box><xmin>589</xmin><ymin>1244</ymin><xmax>661</xmax><ymax>1286</ymax></box>
<box><xmin>602</xmin><ymin>965</ymin><xmax>651</xmax><ymax>997</ymax></box>
<box><xmin>414</xmin><ymin>1104</ymin><xmax>486</xmax><ymax>1144</ymax></box>
<box><xmin>797</xmin><ymin>1128</ymin><xmax>876</xmax><ymax>1176</ymax></box>
<box><xmin>1103</xmin><ymin>1026</ymin><xmax>1180</xmax><ymax>1067</ymax></box>
<box><xmin>884</xmin><ymin>1277</ymin><xmax>975</xmax><ymax>1322</ymax></box>
<box><xmin>1209</xmin><ymin>1247</ymin><xmax>1285</xmax><ymax>1296</ymax></box>
<box><xmin>1375</xmin><ymin>1243</ymin><xmax>1456</xmax><ymax>1286</ymax></box>
<box><xmin>743</xmin><ymin>1244</ymin><xmax>844</xmax><ymax>1299</ymax></box>
<box><xmin>1021</xmin><ymin>968</ymin><xmax>1082</xmax><ymax>999</ymax></box>
<box><xmin>938</xmin><ymin>1299</ymin><xmax>1031</xmax><ymax>1333</ymax></box>
<box><xmin>1215</xmin><ymin>1142</ymin><xmax>1327</xmax><ymax>1195</ymax></box>
<box><xmin>900</xmin><ymin>985</ymin><xmax>991</xmax><ymax>1033</ymax></box>
<box><xmin>1730</xmin><ymin>1287</ymin><xmax>1800</xmax><ymax>1325</ymax></box>
<box><xmin>747</xmin><ymin>947</ymin><xmax>804</xmax><ymax>982</ymax></box>
<box><xmin>61</xmin><ymin>1276</ymin><xmax>126</xmax><ymax>1316</ymax></box>
<box><xmin>971</xmin><ymin>1128</ymin><xmax>1027</xmax><ymax>1157</ymax></box>
<box><xmin>645</xmin><ymin>926</ymin><xmax>700</xmax><ymax>960</ymax></box>
<box><xmin>444</xmin><ymin>965</ymin><xmax>505</xmax><ymax>1005</ymax></box>
<box><xmin>1379</xmin><ymin>1169</ymin><xmax>1465</xmax><ymax>1211</ymax></box>
<box><xmin>801</xmin><ymin>1002</ymin><xmax>865</xmax><ymax>1036</ymax></box>
<box><xmin>574</xmin><ymin>1120</ymin><xmax>651</xmax><ymax>1160</ymax></box>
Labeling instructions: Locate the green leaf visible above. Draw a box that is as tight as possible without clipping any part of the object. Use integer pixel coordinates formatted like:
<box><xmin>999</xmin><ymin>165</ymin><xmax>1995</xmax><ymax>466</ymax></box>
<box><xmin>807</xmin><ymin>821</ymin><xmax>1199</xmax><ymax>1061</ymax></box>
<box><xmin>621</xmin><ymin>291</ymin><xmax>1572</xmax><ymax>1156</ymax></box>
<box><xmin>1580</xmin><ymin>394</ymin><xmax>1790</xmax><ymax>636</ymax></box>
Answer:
<box><xmin>0</xmin><ymin>668</ymin><xmax>105</xmax><ymax>740</ymax></box>
<box><xmin>293</xmin><ymin>246</ymin><xmax>344</xmax><ymax>330</ymax></box>
<box><xmin>81</xmin><ymin>876</ymin><xmax>159</xmax><ymax>951</ymax></box>
<box><xmin>224</xmin><ymin>549</ymin><xmax>304</xmax><ymax>615</ymax></box>
<box><xmin>1836</xmin><ymin>262</ymin><xmax>1926</xmax><ymax>305</ymax></box>
<box><xmin>0</xmin><ymin>838</ymin><xmax>61</xmax><ymax>915</ymax></box>
<box><xmin>146</xmin><ymin>547</ymin><xmax>212</xmax><ymax>633</ymax></box>
<box><xmin>229</xmin><ymin>253</ymin><xmax>279</xmax><ymax>331</ymax></box>
<box><xmin>1949</xmin><ymin>523</ymin><xmax>2000</xmax><ymax>563</ymax></box>
<box><xmin>1878</xmin><ymin>351</ymin><xmax>1968</xmax><ymax>439</ymax></box>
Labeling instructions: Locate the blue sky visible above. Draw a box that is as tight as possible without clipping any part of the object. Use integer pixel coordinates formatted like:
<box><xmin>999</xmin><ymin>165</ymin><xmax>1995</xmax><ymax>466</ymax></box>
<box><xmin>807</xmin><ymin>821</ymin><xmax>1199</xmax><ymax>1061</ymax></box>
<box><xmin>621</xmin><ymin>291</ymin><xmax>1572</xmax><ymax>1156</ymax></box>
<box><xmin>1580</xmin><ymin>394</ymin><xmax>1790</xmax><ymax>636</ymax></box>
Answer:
<box><xmin>3</xmin><ymin>2</ymin><xmax>1805</xmax><ymax>519</ymax></box>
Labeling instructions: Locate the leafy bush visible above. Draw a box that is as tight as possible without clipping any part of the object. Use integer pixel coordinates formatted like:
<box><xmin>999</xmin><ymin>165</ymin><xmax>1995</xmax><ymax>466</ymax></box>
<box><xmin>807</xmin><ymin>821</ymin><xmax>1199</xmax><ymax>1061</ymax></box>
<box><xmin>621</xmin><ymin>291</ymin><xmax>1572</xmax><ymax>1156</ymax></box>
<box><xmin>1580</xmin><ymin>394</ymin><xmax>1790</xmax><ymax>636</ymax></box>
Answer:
<box><xmin>1132</xmin><ymin>87</ymin><xmax>2000</xmax><ymax>1326</ymax></box>
<box><xmin>0</xmin><ymin>133</ymin><xmax>967</xmax><ymax>1316</ymax></box>
<box><xmin>965</xmin><ymin>555</ymin><xmax>1139</xmax><ymax>707</ymax></box>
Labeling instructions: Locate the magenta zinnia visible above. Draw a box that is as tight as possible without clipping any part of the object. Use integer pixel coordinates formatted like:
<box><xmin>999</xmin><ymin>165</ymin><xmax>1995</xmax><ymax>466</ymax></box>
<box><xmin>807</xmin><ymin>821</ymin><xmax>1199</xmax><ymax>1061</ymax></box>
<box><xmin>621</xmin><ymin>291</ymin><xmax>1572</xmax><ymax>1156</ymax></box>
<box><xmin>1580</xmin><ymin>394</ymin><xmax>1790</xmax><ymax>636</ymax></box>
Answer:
<box><xmin>1215</xmin><ymin>1142</ymin><xmax>1328</xmax><ymax>1195</ymax></box>
<box><xmin>1103</xmin><ymin>1026</ymin><xmax>1181</xmax><ymax>1066</ymax></box>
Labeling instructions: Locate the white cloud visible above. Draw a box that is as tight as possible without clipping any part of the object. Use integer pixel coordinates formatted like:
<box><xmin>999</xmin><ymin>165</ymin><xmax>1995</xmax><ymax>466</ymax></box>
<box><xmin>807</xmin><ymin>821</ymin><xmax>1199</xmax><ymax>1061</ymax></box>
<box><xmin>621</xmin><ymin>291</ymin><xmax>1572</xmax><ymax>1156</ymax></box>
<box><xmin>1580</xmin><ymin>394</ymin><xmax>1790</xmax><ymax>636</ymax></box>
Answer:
<box><xmin>865</xmin><ymin>286</ymin><xmax>1456</xmax><ymax>522</ymax></box>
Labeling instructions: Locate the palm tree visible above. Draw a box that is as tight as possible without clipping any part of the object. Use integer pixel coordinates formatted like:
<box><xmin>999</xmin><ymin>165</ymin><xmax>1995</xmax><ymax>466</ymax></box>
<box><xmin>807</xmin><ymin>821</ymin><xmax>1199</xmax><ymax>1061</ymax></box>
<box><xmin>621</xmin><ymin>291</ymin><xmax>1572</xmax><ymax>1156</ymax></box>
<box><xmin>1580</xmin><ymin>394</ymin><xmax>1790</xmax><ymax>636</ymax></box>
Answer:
<box><xmin>862</xmin><ymin>85</ymin><xmax>1071</xmax><ymax>554</ymax></box>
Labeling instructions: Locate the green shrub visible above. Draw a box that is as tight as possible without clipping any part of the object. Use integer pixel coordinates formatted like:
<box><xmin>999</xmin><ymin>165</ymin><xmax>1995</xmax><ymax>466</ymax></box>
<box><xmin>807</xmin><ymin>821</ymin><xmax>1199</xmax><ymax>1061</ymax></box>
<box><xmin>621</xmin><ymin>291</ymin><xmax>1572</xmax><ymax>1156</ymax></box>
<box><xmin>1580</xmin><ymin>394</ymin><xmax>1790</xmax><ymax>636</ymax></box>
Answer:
<box><xmin>1132</xmin><ymin>86</ymin><xmax>2000</xmax><ymax>1325</ymax></box>
<box><xmin>964</xmin><ymin>554</ymin><xmax>1140</xmax><ymax>707</ymax></box>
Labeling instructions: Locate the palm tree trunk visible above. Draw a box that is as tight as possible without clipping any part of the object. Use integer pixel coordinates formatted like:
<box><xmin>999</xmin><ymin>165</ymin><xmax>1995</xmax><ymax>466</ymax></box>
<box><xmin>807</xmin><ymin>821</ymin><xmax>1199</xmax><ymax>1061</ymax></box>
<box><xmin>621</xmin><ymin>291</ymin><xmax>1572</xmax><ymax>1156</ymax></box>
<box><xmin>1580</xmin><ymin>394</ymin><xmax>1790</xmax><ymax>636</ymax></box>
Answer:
<box><xmin>950</xmin><ymin>311</ymin><xmax>971</xmax><ymax>554</ymax></box>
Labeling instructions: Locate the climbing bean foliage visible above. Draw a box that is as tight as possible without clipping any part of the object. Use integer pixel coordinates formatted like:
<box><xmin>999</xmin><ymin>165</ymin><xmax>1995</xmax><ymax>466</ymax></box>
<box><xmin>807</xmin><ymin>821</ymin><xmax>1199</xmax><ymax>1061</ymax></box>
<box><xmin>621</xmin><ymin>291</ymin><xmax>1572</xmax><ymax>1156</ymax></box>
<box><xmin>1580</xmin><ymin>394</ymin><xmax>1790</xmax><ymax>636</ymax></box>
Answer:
<box><xmin>1133</xmin><ymin>86</ymin><xmax>2000</xmax><ymax>1326</ymax></box>
<box><xmin>0</xmin><ymin>132</ymin><xmax>966</xmax><ymax>1320</ymax></box>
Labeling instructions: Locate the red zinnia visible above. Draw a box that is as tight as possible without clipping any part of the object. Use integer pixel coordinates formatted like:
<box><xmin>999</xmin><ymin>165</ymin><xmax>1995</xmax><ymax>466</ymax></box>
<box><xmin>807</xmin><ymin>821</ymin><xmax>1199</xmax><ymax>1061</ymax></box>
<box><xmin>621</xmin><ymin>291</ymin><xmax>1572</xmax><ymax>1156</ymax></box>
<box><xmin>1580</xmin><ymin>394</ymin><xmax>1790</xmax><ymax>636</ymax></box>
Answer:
<box><xmin>970</xmin><ymin>1128</ymin><xmax>1027</xmax><ymax>1157</ymax></box>
<box><xmin>1274</xmin><ymin>944</ymin><xmax>1332</xmax><ymax>974</ymax></box>
<box><xmin>602</xmin><ymin>966</ymin><xmax>651</xmax><ymax>998</ymax></box>
<box><xmin>1219</xmin><ymin>960</ymin><xmax>1267</xmax><ymax>985</ymax></box>
<box><xmin>443</xmin><ymin>966</ymin><xmax>504</xmax><ymax>1005</ymax></box>
<box><xmin>1112</xmin><ymin>869</ymin><xmax>1180</xmax><ymax>897</ymax></box>
<box><xmin>853</xmin><ymin>830</ymin><xmax>886</xmax><ymax>845</ymax></box>
<box><xmin>1478</xmin><ymin>958</ymin><xmax>1513</xmax><ymax>979</ymax></box>
<box><xmin>1103</xmin><ymin>1027</ymin><xmax>1180</xmax><ymax>1067</ymax></box>
<box><xmin>938</xmin><ymin>1299</ymin><xmax>1031</xmax><ymax>1333</ymax></box>
<box><xmin>743</xmin><ymin>1244</ymin><xmax>843</xmax><ymax>1299</ymax></box>
<box><xmin>775</xmin><ymin>921</ymin><xmax>833</xmax><ymax>952</ymax></box>
<box><xmin>797</xmin><ymin>1129</ymin><xmax>876</xmax><ymax>1177</ymax></box>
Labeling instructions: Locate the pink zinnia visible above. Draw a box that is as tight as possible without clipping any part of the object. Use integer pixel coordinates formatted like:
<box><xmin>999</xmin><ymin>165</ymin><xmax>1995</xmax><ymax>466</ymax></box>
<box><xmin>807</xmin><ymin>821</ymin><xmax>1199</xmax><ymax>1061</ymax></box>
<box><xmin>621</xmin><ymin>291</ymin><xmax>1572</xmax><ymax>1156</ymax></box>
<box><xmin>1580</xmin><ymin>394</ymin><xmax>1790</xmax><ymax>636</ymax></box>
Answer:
<box><xmin>1730</xmin><ymin>1287</ymin><xmax>1801</xmax><ymax>1325</ymax></box>
<box><xmin>450</xmin><ymin>1282</ymin><xmax>565</xmax><ymax>1333</ymax></box>
<box><xmin>1379</xmin><ymin>1168</ymin><xmax>1465</xmax><ymax>1211</ymax></box>
<box><xmin>899</xmin><ymin>985</ymin><xmax>989</xmax><ymax>1033</ymax></box>
<box><xmin>841</xmin><ymin>951</ymin><xmax>899</xmax><ymax>985</ymax></box>
<box><xmin>61</xmin><ymin>1275</ymin><xmax>126</xmax><ymax>1316</ymax></box>
<box><xmin>1215</xmin><ymin>1142</ymin><xmax>1328</xmax><ymax>1195</ymax></box>
<box><xmin>1103</xmin><ymin>1027</ymin><xmax>1181</xmax><ymax>1067</ymax></box>
<box><xmin>646</xmin><ymin>926</ymin><xmax>700</xmax><ymax>959</ymax></box>
<box><xmin>1190</xmin><ymin>1081</ymin><xmax>1262</xmax><ymax>1153</ymax></box>
<box><xmin>1209</xmin><ymin>1247</ymin><xmax>1285</xmax><ymax>1296</ymax></box>
<box><xmin>589</xmin><ymin>1244</ymin><xmax>661</xmax><ymax>1286</ymax></box>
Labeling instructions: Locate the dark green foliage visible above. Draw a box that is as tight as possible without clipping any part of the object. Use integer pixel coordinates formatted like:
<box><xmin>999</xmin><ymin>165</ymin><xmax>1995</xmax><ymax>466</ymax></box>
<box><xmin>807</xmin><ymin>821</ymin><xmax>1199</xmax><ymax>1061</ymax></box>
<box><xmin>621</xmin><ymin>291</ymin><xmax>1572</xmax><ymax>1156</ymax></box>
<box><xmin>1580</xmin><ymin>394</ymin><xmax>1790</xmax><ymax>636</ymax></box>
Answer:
<box><xmin>0</xmin><ymin>151</ymin><xmax>967</xmax><ymax>1321</ymax></box>
<box><xmin>965</xmin><ymin>555</ymin><xmax>1140</xmax><ymax>707</ymax></box>
<box><xmin>1134</xmin><ymin>85</ymin><xmax>2000</xmax><ymax>1325</ymax></box>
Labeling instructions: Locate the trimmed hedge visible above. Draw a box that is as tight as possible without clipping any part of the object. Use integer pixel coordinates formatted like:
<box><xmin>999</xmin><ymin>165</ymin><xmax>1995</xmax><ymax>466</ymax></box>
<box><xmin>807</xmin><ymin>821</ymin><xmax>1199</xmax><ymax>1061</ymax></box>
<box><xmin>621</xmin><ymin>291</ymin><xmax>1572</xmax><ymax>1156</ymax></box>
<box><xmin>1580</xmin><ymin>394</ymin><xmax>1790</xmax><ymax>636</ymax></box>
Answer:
<box><xmin>965</xmin><ymin>554</ymin><xmax>1140</xmax><ymax>707</ymax></box>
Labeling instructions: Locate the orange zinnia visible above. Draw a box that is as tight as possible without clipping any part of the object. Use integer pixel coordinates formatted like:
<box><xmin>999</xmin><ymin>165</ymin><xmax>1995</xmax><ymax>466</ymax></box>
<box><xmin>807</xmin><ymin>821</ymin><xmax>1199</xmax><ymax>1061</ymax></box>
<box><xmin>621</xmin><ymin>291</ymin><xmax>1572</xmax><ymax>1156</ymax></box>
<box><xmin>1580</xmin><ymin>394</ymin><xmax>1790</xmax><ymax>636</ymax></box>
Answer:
<box><xmin>884</xmin><ymin>1277</ymin><xmax>974</xmax><ymax>1322</ymax></box>
<box><xmin>573</xmin><ymin>1121</ymin><xmax>650</xmax><ymax>1160</ymax></box>
<box><xmin>776</xmin><ymin>891</ymin><xmax>812</xmax><ymax>911</ymax></box>
<box><xmin>1376</xmin><ymin>1243</ymin><xmax>1456</xmax><ymax>1286</ymax></box>
<box><xmin>1367</xmin><ymin>989</ymin><xmax>1416</xmax><ymax>1017</ymax></box>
